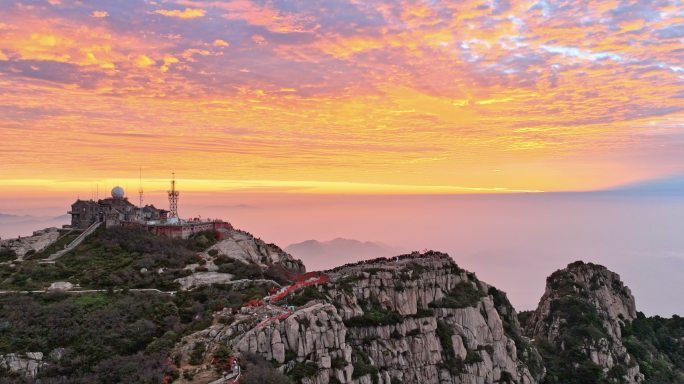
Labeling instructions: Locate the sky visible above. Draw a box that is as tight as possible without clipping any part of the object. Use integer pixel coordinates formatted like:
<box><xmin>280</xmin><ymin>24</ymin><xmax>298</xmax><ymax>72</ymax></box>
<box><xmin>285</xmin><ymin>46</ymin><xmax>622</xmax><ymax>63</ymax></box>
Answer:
<box><xmin>0</xmin><ymin>0</ymin><xmax>683</xmax><ymax>192</ymax></box>
<box><xmin>0</xmin><ymin>0</ymin><xmax>684</xmax><ymax>315</ymax></box>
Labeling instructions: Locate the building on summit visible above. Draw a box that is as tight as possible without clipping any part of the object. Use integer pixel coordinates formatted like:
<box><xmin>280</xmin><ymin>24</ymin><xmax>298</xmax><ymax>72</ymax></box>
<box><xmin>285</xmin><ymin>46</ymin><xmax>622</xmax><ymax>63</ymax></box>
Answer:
<box><xmin>67</xmin><ymin>177</ymin><xmax>232</xmax><ymax>238</ymax></box>
<box><xmin>69</xmin><ymin>189</ymin><xmax>165</xmax><ymax>229</ymax></box>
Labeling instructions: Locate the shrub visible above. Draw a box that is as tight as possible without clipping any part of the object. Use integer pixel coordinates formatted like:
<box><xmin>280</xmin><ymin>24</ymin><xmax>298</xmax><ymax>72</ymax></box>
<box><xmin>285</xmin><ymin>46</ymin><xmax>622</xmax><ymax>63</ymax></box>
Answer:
<box><xmin>217</xmin><ymin>258</ymin><xmax>263</xmax><ymax>280</ymax></box>
<box><xmin>429</xmin><ymin>281</ymin><xmax>485</xmax><ymax>309</ymax></box>
<box><xmin>465</xmin><ymin>351</ymin><xmax>483</xmax><ymax>364</ymax></box>
<box><xmin>284</xmin><ymin>350</ymin><xmax>297</xmax><ymax>363</ymax></box>
<box><xmin>436</xmin><ymin>320</ymin><xmax>455</xmax><ymax>358</ymax></box>
<box><xmin>290</xmin><ymin>285</ymin><xmax>328</xmax><ymax>306</ymax></box>
<box><xmin>0</xmin><ymin>247</ymin><xmax>17</xmax><ymax>263</ymax></box>
<box><xmin>336</xmin><ymin>275</ymin><xmax>360</xmax><ymax>294</ymax></box>
<box><xmin>344</xmin><ymin>308</ymin><xmax>404</xmax><ymax>327</ymax></box>
<box><xmin>288</xmin><ymin>361</ymin><xmax>320</xmax><ymax>382</ymax></box>
<box><xmin>263</xmin><ymin>265</ymin><xmax>292</xmax><ymax>286</ymax></box>
<box><xmin>410</xmin><ymin>308</ymin><xmax>434</xmax><ymax>318</ymax></box>
<box><xmin>189</xmin><ymin>342</ymin><xmax>206</xmax><ymax>365</ymax></box>
<box><xmin>240</xmin><ymin>352</ymin><xmax>291</xmax><ymax>384</ymax></box>
<box><xmin>331</xmin><ymin>357</ymin><xmax>347</xmax><ymax>370</ymax></box>
<box><xmin>352</xmin><ymin>350</ymin><xmax>379</xmax><ymax>382</ymax></box>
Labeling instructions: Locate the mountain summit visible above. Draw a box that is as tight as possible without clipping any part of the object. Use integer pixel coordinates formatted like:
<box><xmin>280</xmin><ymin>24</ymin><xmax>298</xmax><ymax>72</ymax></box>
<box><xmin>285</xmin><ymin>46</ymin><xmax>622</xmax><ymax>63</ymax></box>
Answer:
<box><xmin>0</xmin><ymin>227</ymin><xmax>681</xmax><ymax>383</ymax></box>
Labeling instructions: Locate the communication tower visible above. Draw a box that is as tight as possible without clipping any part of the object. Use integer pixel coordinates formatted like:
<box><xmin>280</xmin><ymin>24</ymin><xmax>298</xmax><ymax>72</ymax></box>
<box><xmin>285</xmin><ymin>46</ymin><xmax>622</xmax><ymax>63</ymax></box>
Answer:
<box><xmin>168</xmin><ymin>173</ymin><xmax>179</xmax><ymax>218</ymax></box>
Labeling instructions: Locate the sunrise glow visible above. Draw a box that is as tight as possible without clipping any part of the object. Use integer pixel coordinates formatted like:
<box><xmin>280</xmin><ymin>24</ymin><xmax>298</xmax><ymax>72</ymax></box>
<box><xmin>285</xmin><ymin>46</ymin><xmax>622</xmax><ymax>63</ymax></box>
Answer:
<box><xmin>1</xmin><ymin>0</ymin><xmax>683</xmax><ymax>193</ymax></box>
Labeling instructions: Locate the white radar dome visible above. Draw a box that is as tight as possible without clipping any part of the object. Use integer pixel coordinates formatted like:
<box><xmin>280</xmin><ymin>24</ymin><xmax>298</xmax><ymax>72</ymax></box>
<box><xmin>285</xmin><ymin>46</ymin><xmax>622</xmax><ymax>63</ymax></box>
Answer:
<box><xmin>111</xmin><ymin>186</ymin><xmax>125</xmax><ymax>198</ymax></box>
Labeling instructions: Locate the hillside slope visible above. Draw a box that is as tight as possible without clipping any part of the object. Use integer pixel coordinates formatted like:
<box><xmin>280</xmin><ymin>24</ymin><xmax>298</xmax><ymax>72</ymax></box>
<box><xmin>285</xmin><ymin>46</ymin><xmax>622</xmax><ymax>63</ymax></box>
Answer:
<box><xmin>0</xmin><ymin>227</ymin><xmax>681</xmax><ymax>384</ymax></box>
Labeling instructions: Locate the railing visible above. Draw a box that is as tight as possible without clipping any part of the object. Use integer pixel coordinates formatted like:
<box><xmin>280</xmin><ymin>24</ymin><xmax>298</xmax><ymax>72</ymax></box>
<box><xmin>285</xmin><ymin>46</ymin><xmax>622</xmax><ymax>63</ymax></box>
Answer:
<box><xmin>67</xmin><ymin>222</ymin><xmax>101</xmax><ymax>249</ymax></box>
<box><xmin>46</xmin><ymin>222</ymin><xmax>102</xmax><ymax>261</ymax></box>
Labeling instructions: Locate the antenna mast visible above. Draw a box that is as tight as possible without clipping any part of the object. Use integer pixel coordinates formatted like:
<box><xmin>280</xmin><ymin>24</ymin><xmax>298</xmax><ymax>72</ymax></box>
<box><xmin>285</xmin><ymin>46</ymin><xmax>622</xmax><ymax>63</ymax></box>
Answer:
<box><xmin>168</xmin><ymin>173</ymin><xmax>179</xmax><ymax>218</ymax></box>
<box><xmin>139</xmin><ymin>167</ymin><xmax>144</xmax><ymax>221</ymax></box>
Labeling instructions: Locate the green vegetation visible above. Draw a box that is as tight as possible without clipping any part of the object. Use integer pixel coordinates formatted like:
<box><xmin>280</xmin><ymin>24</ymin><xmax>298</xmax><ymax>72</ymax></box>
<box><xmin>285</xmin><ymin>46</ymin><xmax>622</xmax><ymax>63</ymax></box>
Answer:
<box><xmin>331</xmin><ymin>357</ymin><xmax>347</xmax><ymax>370</ymax></box>
<box><xmin>344</xmin><ymin>307</ymin><xmax>404</xmax><ymax>327</ymax></box>
<box><xmin>530</xmin><ymin>264</ymin><xmax>633</xmax><ymax>384</ymax></box>
<box><xmin>214</xmin><ymin>256</ymin><xmax>291</xmax><ymax>285</ymax></box>
<box><xmin>288</xmin><ymin>285</ymin><xmax>328</xmax><ymax>306</ymax></box>
<box><xmin>0</xmin><ymin>291</ymin><xmax>179</xmax><ymax>382</ymax></box>
<box><xmin>352</xmin><ymin>350</ymin><xmax>379</xmax><ymax>384</ymax></box>
<box><xmin>0</xmin><ymin>227</ymin><xmax>208</xmax><ymax>290</ymax></box>
<box><xmin>241</xmin><ymin>352</ymin><xmax>292</xmax><ymax>384</ymax></box>
<box><xmin>436</xmin><ymin>320</ymin><xmax>455</xmax><ymax>358</ymax></box>
<box><xmin>336</xmin><ymin>275</ymin><xmax>361</xmax><ymax>294</ymax></box>
<box><xmin>409</xmin><ymin>308</ymin><xmax>434</xmax><ymax>318</ymax></box>
<box><xmin>287</xmin><ymin>361</ymin><xmax>320</xmax><ymax>382</ymax></box>
<box><xmin>429</xmin><ymin>281</ymin><xmax>485</xmax><ymax>309</ymax></box>
<box><xmin>0</xmin><ymin>275</ymin><xmax>277</xmax><ymax>382</ymax></box>
<box><xmin>215</xmin><ymin>255</ymin><xmax>261</xmax><ymax>279</ymax></box>
<box><xmin>0</xmin><ymin>247</ymin><xmax>17</xmax><ymax>263</ymax></box>
<box><xmin>622</xmin><ymin>313</ymin><xmax>684</xmax><ymax>383</ymax></box>
<box><xmin>398</xmin><ymin>262</ymin><xmax>427</xmax><ymax>281</ymax></box>
<box><xmin>0</xmin><ymin>227</ymin><xmax>290</xmax><ymax>292</ymax></box>
<box><xmin>533</xmin><ymin>298</ymin><xmax>617</xmax><ymax>383</ymax></box>
<box><xmin>436</xmin><ymin>320</ymin><xmax>486</xmax><ymax>374</ymax></box>
<box><xmin>188</xmin><ymin>342</ymin><xmax>206</xmax><ymax>366</ymax></box>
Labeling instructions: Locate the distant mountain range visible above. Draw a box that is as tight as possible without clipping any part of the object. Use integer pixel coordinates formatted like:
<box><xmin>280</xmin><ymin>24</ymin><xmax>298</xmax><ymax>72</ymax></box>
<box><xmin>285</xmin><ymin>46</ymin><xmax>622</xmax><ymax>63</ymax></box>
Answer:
<box><xmin>285</xmin><ymin>238</ymin><xmax>406</xmax><ymax>271</ymax></box>
<box><xmin>0</xmin><ymin>213</ymin><xmax>70</xmax><ymax>239</ymax></box>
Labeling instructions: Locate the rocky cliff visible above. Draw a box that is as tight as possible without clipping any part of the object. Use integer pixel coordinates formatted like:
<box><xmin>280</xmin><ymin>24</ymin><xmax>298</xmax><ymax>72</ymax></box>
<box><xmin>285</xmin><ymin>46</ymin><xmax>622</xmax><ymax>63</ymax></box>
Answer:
<box><xmin>1</xmin><ymin>225</ymin><xmax>681</xmax><ymax>384</ymax></box>
<box><xmin>522</xmin><ymin>261</ymin><xmax>643</xmax><ymax>384</ymax></box>
<box><xmin>0</xmin><ymin>227</ymin><xmax>62</xmax><ymax>260</ymax></box>
<box><xmin>172</xmin><ymin>253</ymin><xmax>544</xmax><ymax>384</ymax></box>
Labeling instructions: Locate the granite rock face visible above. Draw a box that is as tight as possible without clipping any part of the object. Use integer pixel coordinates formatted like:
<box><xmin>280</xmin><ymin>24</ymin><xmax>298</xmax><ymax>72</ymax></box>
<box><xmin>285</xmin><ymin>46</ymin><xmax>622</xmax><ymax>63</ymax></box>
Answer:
<box><xmin>172</xmin><ymin>255</ymin><xmax>543</xmax><ymax>384</ymax></box>
<box><xmin>324</xmin><ymin>258</ymin><xmax>542</xmax><ymax>384</ymax></box>
<box><xmin>0</xmin><ymin>352</ymin><xmax>45</xmax><ymax>378</ymax></box>
<box><xmin>523</xmin><ymin>261</ymin><xmax>644</xmax><ymax>384</ymax></box>
<box><xmin>0</xmin><ymin>227</ymin><xmax>62</xmax><ymax>260</ymax></box>
<box><xmin>207</xmin><ymin>229</ymin><xmax>305</xmax><ymax>272</ymax></box>
<box><xmin>174</xmin><ymin>272</ymin><xmax>235</xmax><ymax>290</ymax></box>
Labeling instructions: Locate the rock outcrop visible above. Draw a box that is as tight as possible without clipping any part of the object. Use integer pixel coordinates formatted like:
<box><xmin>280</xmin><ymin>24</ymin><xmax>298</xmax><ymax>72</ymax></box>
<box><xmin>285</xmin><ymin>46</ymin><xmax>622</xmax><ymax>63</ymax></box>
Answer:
<box><xmin>324</xmin><ymin>258</ymin><xmax>542</xmax><ymax>384</ymax></box>
<box><xmin>0</xmin><ymin>352</ymin><xmax>45</xmax><ymax>378</ymax></box>
<box><xmin>175</xmin><ymin>272</ymin><xmax>235</xmax><ymax>290</ymax></box>
<box><xmin>0</xmin><ymin>227</ymin><xmax>62</xmax><ymax>260</ymax></box>
<box><xmin>522</xmin><ymin>261</ymin><xmax>643</xmax><ymax>383</ymax></box>
<box><xmin>208</xmin><ymin>229</ymin><xmax>305</xmax><ymax>273</ymax></box>
<box><xmin>171</xmin><ymin>254</ymin><xmax>543</xmax><ymax>384</ymax></box>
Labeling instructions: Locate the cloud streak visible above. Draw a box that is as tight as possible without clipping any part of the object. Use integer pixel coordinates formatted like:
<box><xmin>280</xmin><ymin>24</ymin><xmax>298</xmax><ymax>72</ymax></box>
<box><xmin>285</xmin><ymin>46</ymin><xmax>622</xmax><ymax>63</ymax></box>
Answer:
<box><xmin>0</xmin><ymin>0</ymin><xmax>682</xmax><ymax>192</ymax></box>
<box><xmin>155</xmin><ymin>8</ymin><xmax>206</xmax><ymax>18</ymax></box>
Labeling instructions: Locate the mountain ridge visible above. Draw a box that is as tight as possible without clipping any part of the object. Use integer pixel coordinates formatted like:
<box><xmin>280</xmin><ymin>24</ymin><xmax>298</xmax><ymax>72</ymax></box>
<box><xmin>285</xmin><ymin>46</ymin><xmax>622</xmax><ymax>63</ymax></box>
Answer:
<box><xmin>0</xmin><ymin>227</ymin><xmax>681</xmax><ymax>383</ymax></box>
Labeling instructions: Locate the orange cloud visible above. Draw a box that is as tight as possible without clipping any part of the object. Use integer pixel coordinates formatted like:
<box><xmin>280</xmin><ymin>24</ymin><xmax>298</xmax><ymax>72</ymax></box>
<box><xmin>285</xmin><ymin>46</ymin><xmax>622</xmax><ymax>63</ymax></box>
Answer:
<box><xmin>182</xmin><ymin>49</ymin><xmax>211</xmax><ymax>61</ymax></box>
<box><xmin>92</xmin><ymin>11</ymin><xmax>109</xmax><ymax>18</ymax></box>
<box><xmin>155</xmin><ymin>8</ymin><xmax>206</xmax><ymax>18</ymax></box>
<box><xmin>134</xmin><ymin>54</ymin><xmax>155</xmax><ymax>67</ymax></box>
<box><xmin>0</xmin><ymin>0</ymin><xmax>682</xmax><ymax>194</ymax></box>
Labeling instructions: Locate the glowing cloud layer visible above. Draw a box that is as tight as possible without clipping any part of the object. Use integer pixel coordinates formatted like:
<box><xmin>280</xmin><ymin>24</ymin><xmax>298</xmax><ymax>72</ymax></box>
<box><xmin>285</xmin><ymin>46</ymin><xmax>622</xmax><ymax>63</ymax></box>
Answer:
<box><xmin>0</xmin><ymin>0</ymin><xmax>683</xmax><ymax>193</ymax></box>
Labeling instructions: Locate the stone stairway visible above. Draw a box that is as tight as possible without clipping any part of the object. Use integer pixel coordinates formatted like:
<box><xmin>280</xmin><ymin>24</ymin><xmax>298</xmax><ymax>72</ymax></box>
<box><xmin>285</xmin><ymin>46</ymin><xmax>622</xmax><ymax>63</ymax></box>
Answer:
<box><xmin>46</xmin><ymin>222</ymin><xmax>102</xmax><ymax>261</ymax></box>
<box><xmin>208</xmin><ymin>366</ymin><xmax>240</xmax><ymax>384</ymax></box>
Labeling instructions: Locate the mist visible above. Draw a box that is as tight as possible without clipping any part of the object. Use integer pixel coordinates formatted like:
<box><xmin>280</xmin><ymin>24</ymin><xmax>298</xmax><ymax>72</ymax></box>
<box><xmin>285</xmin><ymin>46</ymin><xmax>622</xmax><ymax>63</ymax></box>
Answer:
<box><xmin>2</xmin><ymin>191</ymin><xmax>682</xmax><ymax>317</ymax></box>
<box><xmin>183</xmin><ymin>192</ymin><xmax>684</xmax><ymax>317</ymax></box>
